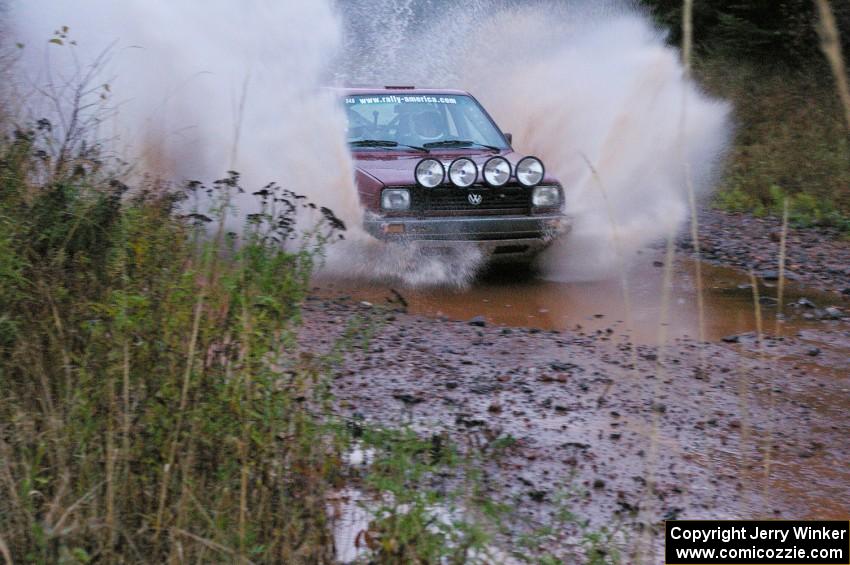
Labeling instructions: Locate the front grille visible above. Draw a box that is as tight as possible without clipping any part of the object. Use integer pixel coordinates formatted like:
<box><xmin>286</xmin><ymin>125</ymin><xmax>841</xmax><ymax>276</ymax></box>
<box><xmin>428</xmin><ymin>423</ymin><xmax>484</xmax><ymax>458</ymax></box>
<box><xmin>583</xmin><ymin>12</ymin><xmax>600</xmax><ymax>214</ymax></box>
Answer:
<box><xmin>419</xmin><ymin>186</ymin><xmax>531</xmax><ymax>214</ymax></box>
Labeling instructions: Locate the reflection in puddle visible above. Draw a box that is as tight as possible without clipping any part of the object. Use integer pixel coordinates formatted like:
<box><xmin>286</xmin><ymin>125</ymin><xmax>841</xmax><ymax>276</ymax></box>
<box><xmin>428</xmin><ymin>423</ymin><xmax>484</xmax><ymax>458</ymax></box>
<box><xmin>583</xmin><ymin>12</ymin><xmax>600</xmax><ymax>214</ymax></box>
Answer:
<box><xmin>330</xmin><ymin>443</ymin><xmax>522</xmax><ymax>563</ymax></box>
<box><xmin>316</xmin><ymin>258</ymin><xmax>847</xmax><ymax>345</ymax></box>
<box><xmin>328</xmin><ymin>487</ymin><xmax>370</xmax><ymax>564</ymax></box>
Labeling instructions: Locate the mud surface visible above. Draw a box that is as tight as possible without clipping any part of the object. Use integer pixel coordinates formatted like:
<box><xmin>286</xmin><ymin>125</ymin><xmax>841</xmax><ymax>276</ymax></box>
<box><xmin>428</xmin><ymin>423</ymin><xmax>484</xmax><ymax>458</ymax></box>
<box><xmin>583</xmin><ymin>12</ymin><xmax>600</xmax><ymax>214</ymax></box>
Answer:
<box><xmin>302</xmin><ymin>209</ymin><xmax>850</xmax><ymax>561</ymax></box>
<box><xmin>682</xmin><ymin>209</ymin><xmax>850</xmax><ymax>296</ymax></box>
<box><xmin>302</xmin><ymin>295</ymin><xmax>849</xmax><ymax>559</ymax></box>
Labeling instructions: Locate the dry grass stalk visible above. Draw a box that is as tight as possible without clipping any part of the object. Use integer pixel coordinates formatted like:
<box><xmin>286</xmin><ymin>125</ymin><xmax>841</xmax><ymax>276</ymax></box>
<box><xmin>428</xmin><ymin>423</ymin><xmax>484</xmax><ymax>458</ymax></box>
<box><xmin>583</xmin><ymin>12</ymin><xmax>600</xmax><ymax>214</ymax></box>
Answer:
<box><xmin>775</xmin><ymin>198</ymin><xmax>789</xmax><ymax>335</ymax></box>
<box><xmin>748</xmin><ymin>269</ymin><xmax>773</xmax><ymax>506</ymax></box>
<box><xmin>682</xmin><ymin>0</ymin><xmax>694</xmax><ymax>74</ymax></box>
<box><xmin>680</xmin><ymin>0</ymin><xmax>706</xmax><ymax>362</ymax></box>
<box><xmin>0</xmin><ymin>534</ymin><xmax>12</xmax><ymax>565</ymax></box>
<box><xmin>816</xmin><ymin>0</ymin><xmax>850</xmax><ymax>134</ymax></box>
<box><xmin>734</xmin><ymin>356</ymin><xmax>752</xmax><ymax>514</ymax></box>
<box><xmin>634</xmin><ymin>229</ymin><xmax>677</xmax><ymax>563</ymax></box>
<box><xmin>579</xmin><ymin>154</ymin><xmax>640</xmax><ymax>405</ymax></box>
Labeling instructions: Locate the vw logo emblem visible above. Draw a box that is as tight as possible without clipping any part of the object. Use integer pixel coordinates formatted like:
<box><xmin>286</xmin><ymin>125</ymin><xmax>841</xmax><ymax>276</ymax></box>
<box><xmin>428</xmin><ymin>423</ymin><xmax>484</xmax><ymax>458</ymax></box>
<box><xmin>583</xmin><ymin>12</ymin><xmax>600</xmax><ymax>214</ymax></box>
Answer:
<box><xmin>468</xmin><ymin>193</ymin><xmax>483</xmax><ymax>206</ymax></box>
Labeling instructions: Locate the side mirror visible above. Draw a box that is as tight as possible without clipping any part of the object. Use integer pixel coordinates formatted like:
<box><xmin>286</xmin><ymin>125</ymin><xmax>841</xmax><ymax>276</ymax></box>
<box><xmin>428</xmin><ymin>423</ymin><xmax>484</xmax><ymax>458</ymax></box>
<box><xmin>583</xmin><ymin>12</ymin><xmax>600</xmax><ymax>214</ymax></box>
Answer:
<box><xmin>504</xmin><ymin>132</ymin><xmax>513</xmax><ymax>145</ymax></box>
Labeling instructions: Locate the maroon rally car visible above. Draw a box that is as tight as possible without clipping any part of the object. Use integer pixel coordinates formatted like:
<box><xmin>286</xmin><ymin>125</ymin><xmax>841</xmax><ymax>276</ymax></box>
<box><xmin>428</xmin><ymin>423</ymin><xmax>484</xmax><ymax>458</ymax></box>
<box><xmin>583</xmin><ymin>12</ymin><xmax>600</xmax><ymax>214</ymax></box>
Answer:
<box><xmin>342</xmin><ymin>87</ymin><xmax>570</xmax><ymax>261</ymax></box>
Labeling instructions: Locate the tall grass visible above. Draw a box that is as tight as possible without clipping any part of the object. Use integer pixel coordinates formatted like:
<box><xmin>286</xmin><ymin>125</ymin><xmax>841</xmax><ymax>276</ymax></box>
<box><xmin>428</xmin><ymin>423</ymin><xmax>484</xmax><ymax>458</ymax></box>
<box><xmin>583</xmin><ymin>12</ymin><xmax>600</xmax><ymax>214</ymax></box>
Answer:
<box><xmin>0</xmin><ymin>115</ymin><xmax>352</xmax><ymax>561</ymax></box>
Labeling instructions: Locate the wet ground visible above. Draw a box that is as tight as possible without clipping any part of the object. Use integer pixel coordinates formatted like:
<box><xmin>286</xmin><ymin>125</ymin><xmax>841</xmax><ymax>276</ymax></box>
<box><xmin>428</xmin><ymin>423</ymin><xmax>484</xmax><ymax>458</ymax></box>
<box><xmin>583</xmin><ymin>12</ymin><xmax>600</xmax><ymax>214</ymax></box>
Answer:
<box><xmin>303</xmin><ymin>220</ymin><xmax>850</xmax><ymax>562</ymax></box>
<box><xmin>302</xmin><ymin>292</ymin><xmax>849</xmax><ymax>561</ymax></box>
<box><xmin>316</xmin><ymin>255</ymin><xmax>848</xmax><ymax>345</ymax></box>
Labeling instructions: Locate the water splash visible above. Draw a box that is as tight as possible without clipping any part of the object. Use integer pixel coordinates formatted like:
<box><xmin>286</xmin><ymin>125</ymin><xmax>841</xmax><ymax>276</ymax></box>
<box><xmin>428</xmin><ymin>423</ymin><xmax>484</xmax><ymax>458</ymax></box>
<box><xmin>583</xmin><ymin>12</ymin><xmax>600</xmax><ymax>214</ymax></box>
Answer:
<box><xmin>323</xmin><ymin>240</ymin><xmax>485</xmax><ymax>289</ymax></box>
<box><xmin>6</xmin><ymin>0</ymin><xmax>730</xmax><ymax>286</ymax></box>
<box><xmin>6</xmin><ymin>0</ymin><xmax>362</xmax><ymax>230</ymax></box>
<box><xmin>336</xmin><ymin>0</ymin><xmax>731</xmax><ymax>281</ymax></box>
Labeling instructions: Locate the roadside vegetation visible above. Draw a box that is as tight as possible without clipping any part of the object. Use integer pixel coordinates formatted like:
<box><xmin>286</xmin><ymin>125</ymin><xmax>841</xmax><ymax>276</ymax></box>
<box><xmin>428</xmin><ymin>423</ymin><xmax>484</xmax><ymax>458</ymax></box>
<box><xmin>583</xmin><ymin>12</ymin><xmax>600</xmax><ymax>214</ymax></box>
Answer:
<box><xmin>645</xmin><ymin>0</ymin><xmax>850</xmax><ymax>232</ymax></box>
<box><xmin>0</xmin><ymin>109</ymin><xmax>351</xmax><ymax>560</ymax></box>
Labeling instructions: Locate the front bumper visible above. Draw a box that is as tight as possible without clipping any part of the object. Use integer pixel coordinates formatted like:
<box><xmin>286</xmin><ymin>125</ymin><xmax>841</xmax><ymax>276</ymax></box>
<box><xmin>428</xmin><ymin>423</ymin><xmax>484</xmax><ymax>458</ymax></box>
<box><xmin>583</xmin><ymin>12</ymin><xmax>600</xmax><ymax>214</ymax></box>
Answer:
<box><xmin>363</xmin><ymin>213</ymin><xmax>570</xmax><ymax>258</ymax></box>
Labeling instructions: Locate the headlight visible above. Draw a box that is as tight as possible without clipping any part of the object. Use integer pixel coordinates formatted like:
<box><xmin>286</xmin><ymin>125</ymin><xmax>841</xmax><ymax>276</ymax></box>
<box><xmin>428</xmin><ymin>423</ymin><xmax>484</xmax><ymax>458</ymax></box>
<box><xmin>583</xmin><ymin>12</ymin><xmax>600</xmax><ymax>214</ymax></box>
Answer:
<box><xmin>516</xmin><ymin>156</ymin><xmax>545</xmax><ymax>187</ymax></box>
<box><xmin>532</xmin><ymin>185</ymin><xmax>560</xmax><ymax>207</ymax></box>
<box><xmin>482</xmin><ymin>156</ymin><xmax>511</xmax><ymax>187</ymax></box>
<box><xmin>415</xmin><ymin>158</ymin><xmax>444</xmax><ymax>188</ymax></box>
<box><xmin>449</xmin><ymin>157</ymin><xmax>477</xmax><ymax>188</ymax></box>
<box><xmin>381</xmin><ymin>188</ymin><xmax>411</xmax><ymax>210</ymax></box>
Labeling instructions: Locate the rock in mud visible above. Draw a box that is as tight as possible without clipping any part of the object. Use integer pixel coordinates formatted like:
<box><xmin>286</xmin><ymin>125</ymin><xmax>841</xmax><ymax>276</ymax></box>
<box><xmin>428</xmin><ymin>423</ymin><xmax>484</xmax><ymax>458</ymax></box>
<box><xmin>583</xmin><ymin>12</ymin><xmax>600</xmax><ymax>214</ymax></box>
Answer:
<box><xmin>824</xmin><ymin>306</ymin><xmax>844</xmax><ymax>319</ymax></box>
<box><xmin>392</xmin><ymin>393</ymin><xmax>423</xmax><ymax>405</ymax></box>
<box><xmin>468</xmin><ymin>315</ymin><xmax>487</xmax><ymax>327</ymax></box>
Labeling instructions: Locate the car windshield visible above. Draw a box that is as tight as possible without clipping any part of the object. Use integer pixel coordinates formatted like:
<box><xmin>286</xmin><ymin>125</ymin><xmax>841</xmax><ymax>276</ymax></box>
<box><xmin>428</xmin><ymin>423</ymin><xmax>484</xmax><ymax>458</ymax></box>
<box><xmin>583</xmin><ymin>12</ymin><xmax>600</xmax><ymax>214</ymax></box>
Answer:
<box><xmin>344</xmin><ymin>94</ymin><xmax>509</xmax><ymax>150</ymax></box>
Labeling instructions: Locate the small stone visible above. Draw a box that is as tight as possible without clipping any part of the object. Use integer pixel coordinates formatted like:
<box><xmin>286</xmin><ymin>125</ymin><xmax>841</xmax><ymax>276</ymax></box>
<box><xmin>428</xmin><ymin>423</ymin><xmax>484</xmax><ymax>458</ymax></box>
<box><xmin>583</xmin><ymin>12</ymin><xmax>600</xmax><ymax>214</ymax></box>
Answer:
<box><xmin>468</xmin><ymin>316</ymin><xmax>487</xmax><ymax>327</ymax></box>
<box><xmin>806</xmin><ymin>347</ymin><xmax>821</xmax><ymax>357</ymax></box>
<box><xmin>824</xmin><ymin>306</ymin><xmax>844</xmax><ymax>319</ymax></box>
<box><xmin>392</xmin><ymin>393</ymin><xmax>423</xmax><ymax>405</ymax></box>
<box><xmin>721</xmin><ymin>334</ymin><xmax>740</xmax><ymax>343</ymax></box>
<box><xmin>593</xmin><ymin>479</ymin><xmax>606</xmax><ymax>489</ymax></box>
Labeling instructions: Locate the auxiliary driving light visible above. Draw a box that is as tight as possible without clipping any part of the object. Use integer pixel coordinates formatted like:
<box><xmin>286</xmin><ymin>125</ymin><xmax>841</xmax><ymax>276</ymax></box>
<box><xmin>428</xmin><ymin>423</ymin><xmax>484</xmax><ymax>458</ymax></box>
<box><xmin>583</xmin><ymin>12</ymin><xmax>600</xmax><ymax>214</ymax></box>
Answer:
<box><xmin>482</xmin><ymin>156</ymin><xmax>511</xmax><ymax>187</ymax></box>
<box><xmin>449</xmin><ymin>157</ymin><xmax>477</xmax><ymax>188</ymax></box>
<box><xmin>516</xmin><ymin>156</ymin><xmax>545</xmax><ymax>187</ymax></box>
<box><xmin>415</xmin><ymin>158</ymin><xmax>445</xmax><ymax>188</ymax></box>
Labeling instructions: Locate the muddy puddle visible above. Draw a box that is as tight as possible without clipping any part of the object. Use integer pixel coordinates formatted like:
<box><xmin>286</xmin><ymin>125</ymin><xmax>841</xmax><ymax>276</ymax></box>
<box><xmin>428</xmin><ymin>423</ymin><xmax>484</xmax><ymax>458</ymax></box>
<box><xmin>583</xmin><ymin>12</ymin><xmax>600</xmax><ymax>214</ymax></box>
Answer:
<box><xmin>315</xmin><ymin>257</ymin><xmax>848</xmax><ymax>345</ymax></box>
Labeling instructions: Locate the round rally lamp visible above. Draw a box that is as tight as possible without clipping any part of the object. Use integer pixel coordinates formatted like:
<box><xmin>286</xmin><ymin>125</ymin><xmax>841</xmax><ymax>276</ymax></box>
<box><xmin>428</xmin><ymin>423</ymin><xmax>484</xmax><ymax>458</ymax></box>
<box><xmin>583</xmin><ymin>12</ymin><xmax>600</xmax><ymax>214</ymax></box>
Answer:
<box><xmin>482</xmin><ymin>156</ymin><xmax>511</xmax><ymax>187</ymax></box>
<box><xmin>516</xmin><ymin>156</ymin><xmax>545</xmax><ymax>187</ymax></box>
<box><xmin>415</xmin><ymin>158</ymin><xmax>445</xmax><ymax>188</ymax></box>
<box><xmin>449</xmin><ymin>158</ymin><xmax>477</xmax><ymax>188</ymax></box>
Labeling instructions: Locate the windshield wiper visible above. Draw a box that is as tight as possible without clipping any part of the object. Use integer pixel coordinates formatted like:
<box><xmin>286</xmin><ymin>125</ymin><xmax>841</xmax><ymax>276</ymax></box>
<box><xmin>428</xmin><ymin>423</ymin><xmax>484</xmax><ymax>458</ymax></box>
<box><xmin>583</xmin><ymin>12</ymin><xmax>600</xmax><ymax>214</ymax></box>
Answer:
<box><xmin>422</xmin><ymin>139</ymin><xmax>500</xmax><ymax>151</ymax></box>
<box><xmin>349</xmin><ymin>139</ymin><xmax>429</xmax><ymax>152</ymax></box>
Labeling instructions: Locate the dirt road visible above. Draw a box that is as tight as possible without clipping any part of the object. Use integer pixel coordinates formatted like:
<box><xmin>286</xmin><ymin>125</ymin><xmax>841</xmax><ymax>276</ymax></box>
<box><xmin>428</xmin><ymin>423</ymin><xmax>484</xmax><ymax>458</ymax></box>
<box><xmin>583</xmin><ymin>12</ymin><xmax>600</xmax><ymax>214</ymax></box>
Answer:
<box><xmin>301</xmin><ymin>210</ymin><xmax>850</xmax><ymax>561</ymax></box>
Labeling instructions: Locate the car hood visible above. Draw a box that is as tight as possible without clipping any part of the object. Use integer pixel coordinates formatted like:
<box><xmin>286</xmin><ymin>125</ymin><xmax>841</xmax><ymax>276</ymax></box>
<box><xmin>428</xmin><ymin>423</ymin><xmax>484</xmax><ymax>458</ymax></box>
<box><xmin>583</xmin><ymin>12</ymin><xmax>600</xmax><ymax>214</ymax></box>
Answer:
<box><xmin>353</xmin><ymin>150</ymin><xmax>558</xmax><ymax>186</ymax></box>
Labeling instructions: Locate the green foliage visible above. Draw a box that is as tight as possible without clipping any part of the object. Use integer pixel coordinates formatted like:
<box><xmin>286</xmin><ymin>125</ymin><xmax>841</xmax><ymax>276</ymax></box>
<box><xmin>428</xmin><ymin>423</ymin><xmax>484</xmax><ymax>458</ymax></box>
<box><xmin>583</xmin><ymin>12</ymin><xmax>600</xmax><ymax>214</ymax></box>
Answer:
<box><xmin>0</xmin><ymin>123</ymin><xmax>350</xmax><ymax>562</ymax></box>
<box><xmin>512</xmin><ymin>485</ymin><xmax>624</xmax><ymax>565</ymax></box>
<box><xmin>641</xmin><ymin>0</ymin><xmax>850</xmax><ymax>68</ymax></box>
<box><xmin>697</xmin><ymin>56</ymin><xmax>850</xmax><ymax>231</ymax></box>
<box><xmin>353</xmin><ymin>426</ymin><xmax>495</xmax><ymax>564</ymax></box>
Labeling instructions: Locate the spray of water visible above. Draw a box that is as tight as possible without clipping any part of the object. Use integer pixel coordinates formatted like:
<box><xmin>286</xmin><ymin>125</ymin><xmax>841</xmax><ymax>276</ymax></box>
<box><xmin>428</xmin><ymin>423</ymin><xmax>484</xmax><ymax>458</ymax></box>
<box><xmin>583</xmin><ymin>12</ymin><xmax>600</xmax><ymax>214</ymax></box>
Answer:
<box><xmin>6</xmin><ymin>0</ymin><xmax>362</xmax><ymax>231</ymax></box>
<box><xmin>6</xmin><ymin>0</ymin><xmax>730</xmax><ymax>286</ymax></box>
